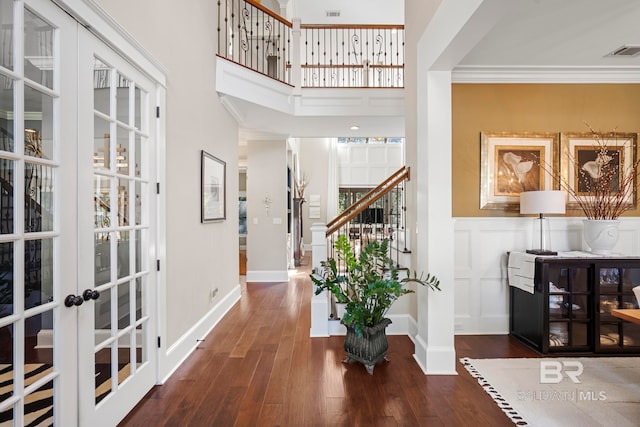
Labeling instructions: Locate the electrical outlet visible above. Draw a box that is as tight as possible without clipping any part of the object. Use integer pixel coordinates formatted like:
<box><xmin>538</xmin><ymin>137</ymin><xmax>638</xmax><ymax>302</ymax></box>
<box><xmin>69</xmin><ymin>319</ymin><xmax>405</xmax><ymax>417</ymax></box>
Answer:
<box><xmin>211</xmin><ymin>288</ymin><xmax>219</xmax><ymax>299</ymax></box>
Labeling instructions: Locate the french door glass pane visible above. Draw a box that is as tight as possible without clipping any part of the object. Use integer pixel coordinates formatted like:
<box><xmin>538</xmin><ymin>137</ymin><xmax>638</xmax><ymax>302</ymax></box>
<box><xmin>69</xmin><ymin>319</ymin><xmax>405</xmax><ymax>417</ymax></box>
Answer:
<box><xmin>135</xmin><ymin>181</ymin><xmax>146</xmax><ymax>226</ymax></box>
<box><xmin>26</xmin><ymin>380</ymin><xmax>55</xmax><ymax>424</ymax></box>
<box><xmin>134</xmin><ymin>87</ymin><xmax>141</xmax><ymax>129</ymax></box>
<box><xmin>94</xmin><ymin>233</ymin><xmax>110</xmax><ymax>286</ymax></box>
<box><xmin>134</xmin><ymin>134</ymin><xmax>142</xmax><ymax>178</ymax></box>
<box><xmin>116</xmin><ymin>127</ymin><xmax>129</xmax><ymax>175</ymax></box>
<box><xmin>115</xmin><ymin>73</ymin><xmax>130</xmax><ymax>124</ymax></box>
<box><xmin>24</xmin><ymin>163</ymin><xmax>54</xmax><ymax>232</ymax></box>
<box><xmin>95</xmin><ymin>347</ymin><xmax>112</xmax><ymax>404</ymax></box>
<box><xmin>0</xmin><ymin>327</ymin><xmax>13</xmax><ymax>400</ymax></box>
<box><xmin>117</xmin><ymin>281</ymin><xmax>130</xmax><ymax>328</ymax></box>
<box><xmin>135</xmin><ymin>230</ymin><xmax>142</xmax><ymax>273</ymax></box>
<box><xmin>117</xmin><ymin>231</ymin><xmax>129</xmax><ymax>279</ymax></box>
<box><xmin>24</xmin><ymin>8</ymin><xmax>54</xmax><ymax>89</ymax></box>
<box><xmin>136</xmin><ymin>323</ymin><xmax>147</xmax><ymax>369</ymax></box>
<box><xmin>24</xmin><ymin>85</ymin><xmax>54</xmax><ymax>160</ymax></box>
<box><xmin>0</xmin><ymin>0</ymin><xmax>13</xmax><ymax>71</ymax></box>
<box><xmin>0</xmin><ymin>75</ymin><xmax>14</xmax><ymax>153</ymax></box>
<box><xmin>0</xmin><ymin>159</ymin><xmax>14</xmax><ymax>234</ymax></box>
<box><xmin>0</xmin><ymin>242</ymin><xmax>13</xmax><ymax>318</ymax></box>
<box><xmin>135</xmin><ymin>277</ymin><xmax>143</xmax><ymax>321</ymax></box>
<box><xmin>24</xmin><ymin>238</ymin><xmax>53</xmax><ymax>309</ymax></box>
<box><xmin>93</xmin><ymin>116</ymin><xmax>110</xmax><ymax>171</ymax></box>
<box><xmin>95</xmin><ymin>289</ymin><xmax>111</xmax><ymax>345</ymax></box>
<box><xmin>118</xmin><ymin>344</ymin><xmax>131</xmax><ymax>385</ymax></box>
<box><xmin>94</xmin><ymin>175</ymin><xmax>111</xmax><ymax>228</ymax></box>
<box><xmin>93</xmin><ymin>57</ymin><xmax>110</xmax><ymax>114</ymax></box>
<box><xmin>118</xmin><ymin>178</ymin><xmax>129</xmax><ymax>226</ymax></box>
<box><xmin>24</xmin><ymin>312</ymin><xmax>53</xmax><ymax>369</ymax></box>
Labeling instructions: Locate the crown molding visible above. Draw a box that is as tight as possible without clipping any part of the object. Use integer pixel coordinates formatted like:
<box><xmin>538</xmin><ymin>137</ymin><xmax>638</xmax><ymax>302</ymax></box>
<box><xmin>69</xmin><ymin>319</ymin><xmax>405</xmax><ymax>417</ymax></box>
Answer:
<box><xmin>52</xmin><ymin>0</ymin><xmax>167</xmax><ymax>86</ymax></box>
<box><xmin>452</xmin><ymin>66</ymin><xmax>640</xmax><ymax>84</ymax></box>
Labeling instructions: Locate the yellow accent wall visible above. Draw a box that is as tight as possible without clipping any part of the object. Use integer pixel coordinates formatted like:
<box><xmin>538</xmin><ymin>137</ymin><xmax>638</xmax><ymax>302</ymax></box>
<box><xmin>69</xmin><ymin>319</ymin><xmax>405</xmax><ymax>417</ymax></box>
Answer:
<box><xmin>452</xmin><ymin>84</ymin><xmax>640</xmax><ymax>217</ymax></box>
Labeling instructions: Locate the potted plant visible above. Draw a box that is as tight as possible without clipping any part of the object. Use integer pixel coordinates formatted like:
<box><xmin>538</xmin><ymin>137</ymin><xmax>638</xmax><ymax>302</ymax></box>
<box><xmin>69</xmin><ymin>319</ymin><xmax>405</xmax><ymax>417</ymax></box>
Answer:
<box><xmin>311</xmin><ymin>234</ymin><xmax>440</xmax><ymax>374</ymax></box>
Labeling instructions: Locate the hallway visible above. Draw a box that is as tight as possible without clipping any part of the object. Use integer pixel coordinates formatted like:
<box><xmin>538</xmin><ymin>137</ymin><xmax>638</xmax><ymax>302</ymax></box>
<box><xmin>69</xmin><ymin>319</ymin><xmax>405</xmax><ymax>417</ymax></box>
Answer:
<box><xmin>119</xmin><ymin>256</ymin><xmax>536</xmax><ymax>426</ymax></box>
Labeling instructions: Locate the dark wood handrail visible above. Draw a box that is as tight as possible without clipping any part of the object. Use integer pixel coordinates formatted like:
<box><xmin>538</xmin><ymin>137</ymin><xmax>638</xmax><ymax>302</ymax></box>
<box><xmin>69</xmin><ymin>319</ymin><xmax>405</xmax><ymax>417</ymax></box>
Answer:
<box><xmin>326</xmin><ymin>166</ymin><xmax>409</xmax><ymax>237</ymax></box>
<box><xmin>301</xmin><ymin>24</ymin><xmax>404</xmax><ymax>30</ymax></box>
<box><xmin>301</xmin><ymin>64</ymin><xmax>404</xmax><ymax>69</ymax></box>
<box><xmin>245</xmin><ymin>0</ymin><xmax>293</xmax><ymax>27</ymax></box>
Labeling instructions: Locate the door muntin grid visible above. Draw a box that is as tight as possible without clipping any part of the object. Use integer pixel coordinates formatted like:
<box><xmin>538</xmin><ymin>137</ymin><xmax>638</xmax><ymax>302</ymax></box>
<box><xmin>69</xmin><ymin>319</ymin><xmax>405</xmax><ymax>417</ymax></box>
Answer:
<box><xmin>91</xmin><ymin>55</ymin><xmax>150</xmax><ymax>405</ymax></box>
<box><xmin>0</xmin><ymin>1</ymin><xmax>61</xmax><ymax>424</ymax></box>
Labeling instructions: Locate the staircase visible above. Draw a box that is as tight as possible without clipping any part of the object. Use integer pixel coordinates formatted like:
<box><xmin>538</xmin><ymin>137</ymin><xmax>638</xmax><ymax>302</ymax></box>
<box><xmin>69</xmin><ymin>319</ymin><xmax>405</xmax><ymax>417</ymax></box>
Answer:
<box><xmin>310</xmin><ymin>166</ymin><xmax>411</xmax><ymax>337</ymax></box>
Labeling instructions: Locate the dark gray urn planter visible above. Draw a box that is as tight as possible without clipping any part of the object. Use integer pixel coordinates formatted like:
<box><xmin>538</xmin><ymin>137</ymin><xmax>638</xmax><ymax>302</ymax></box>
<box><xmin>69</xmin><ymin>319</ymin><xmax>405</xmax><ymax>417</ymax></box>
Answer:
<box><xmin>342</xmin><ymin>318</ymin><xmax>392</xmax><ymax>374</ymax></box>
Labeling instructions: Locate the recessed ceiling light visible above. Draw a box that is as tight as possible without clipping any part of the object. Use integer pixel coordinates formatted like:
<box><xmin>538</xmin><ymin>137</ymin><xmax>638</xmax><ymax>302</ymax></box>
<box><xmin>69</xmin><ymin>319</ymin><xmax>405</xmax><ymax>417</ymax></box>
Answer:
<box><xmin>350</xmin><ymin>125</ymin><xmax>360</xmax><ymax>130</ymax></box>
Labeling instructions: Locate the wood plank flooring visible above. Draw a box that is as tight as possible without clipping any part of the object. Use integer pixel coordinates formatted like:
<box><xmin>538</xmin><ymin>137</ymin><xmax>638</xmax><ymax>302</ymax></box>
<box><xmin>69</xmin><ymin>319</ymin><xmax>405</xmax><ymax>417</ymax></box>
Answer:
<box><xmin>119</xmin><ymin>257</ymin><xmax>538</xmax><ymax>427</ymax></box>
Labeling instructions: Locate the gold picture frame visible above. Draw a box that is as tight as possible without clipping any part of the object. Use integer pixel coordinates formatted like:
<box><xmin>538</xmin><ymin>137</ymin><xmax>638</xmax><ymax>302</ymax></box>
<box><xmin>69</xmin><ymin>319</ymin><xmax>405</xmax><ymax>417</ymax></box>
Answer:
<box><xmin>560</xmin><ymin>132</ymin><xmax>637</xmax><ymax>210</ymax></box>
<box><xmin>480</xmin><ymin>132</ymin><xmax>559</xmax><ymax>210</ymax></box>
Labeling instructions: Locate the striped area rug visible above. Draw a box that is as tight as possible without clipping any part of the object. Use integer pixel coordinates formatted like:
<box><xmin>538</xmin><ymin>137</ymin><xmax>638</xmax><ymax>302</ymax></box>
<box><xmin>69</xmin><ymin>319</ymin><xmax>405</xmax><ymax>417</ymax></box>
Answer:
<box><xmin>0</xmin><ymin>364</ymin><xmax>54</xmax><ymax>427</ymax></box>
<box><xmin>1</xmin><ymin>363</ymin><xmax>129</xmax><ymax>426</ymax></box>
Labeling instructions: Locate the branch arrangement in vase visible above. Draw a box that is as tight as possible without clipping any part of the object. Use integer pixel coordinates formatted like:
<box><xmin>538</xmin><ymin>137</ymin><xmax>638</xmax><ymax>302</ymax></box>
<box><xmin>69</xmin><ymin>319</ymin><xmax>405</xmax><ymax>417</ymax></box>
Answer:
<box><xmin>541</xmin><ymin>125</ymin><xmax>640</xmax><ymax>220</ymax></box>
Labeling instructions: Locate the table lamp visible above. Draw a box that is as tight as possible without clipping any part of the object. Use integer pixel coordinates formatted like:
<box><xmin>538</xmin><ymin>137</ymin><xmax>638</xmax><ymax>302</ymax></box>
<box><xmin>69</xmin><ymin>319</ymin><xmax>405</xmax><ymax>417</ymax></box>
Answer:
<box><xmin>520</xmin><ymin>190</ymin><xmax>566</xmax><ymax>255</ymax></box>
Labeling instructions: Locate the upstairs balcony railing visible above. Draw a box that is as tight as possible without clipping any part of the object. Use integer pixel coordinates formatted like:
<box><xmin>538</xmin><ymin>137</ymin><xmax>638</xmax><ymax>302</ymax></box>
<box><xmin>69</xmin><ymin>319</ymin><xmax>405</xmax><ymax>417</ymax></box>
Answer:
<box><xmin>217</xmin><ymin>0</ymin><xmax>292</xmax><ymax>82</ymax></box>
<box><xmin>217</xmin><ymin>0</ymin><xmax>405</xmax><ymax>88</ymax></box>
<box><xmin>300</xmin><ymin>24</ymin><xmax>404</xmax><ymax>88</ymax></box>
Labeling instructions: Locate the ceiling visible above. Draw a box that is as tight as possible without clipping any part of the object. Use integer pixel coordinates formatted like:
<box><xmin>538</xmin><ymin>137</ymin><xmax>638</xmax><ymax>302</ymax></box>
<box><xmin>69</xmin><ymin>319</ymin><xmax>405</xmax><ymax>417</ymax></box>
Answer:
<box><xmin>235</xmin><ymin>0</ymin><xmax>640</xmax><ymax>145</ymax></box>
<box><xmin>458</xmin><ymin>0</ymin><xmax>640</xmax><ymax>68</ymax></box>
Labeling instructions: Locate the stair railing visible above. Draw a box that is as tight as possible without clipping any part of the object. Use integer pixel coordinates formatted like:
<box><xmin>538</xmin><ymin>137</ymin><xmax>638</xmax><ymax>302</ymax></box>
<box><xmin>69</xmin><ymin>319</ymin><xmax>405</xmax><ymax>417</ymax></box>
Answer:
<box><xmin>326</xmin><ymin>165</ymin><xmax>409</xmax><ymax>267</ymax></box>
<box><xmin>319</xmin><ymin>166</ymin><xmax>410</xmax><ymax>321</ymax></box>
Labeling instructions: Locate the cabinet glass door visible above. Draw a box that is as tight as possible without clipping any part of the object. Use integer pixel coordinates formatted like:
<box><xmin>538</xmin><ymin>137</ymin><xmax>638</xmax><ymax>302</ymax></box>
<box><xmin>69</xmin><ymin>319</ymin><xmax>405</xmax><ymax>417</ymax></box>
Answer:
<box><xmin>598</xmin><ymin>266</ymin><xmax>640</xmax><ymax>351</ymax></box>
<box><xmin>547</xmin><ymin>266</ymin><xmax>590</xmax><ymax>350</ymax></box>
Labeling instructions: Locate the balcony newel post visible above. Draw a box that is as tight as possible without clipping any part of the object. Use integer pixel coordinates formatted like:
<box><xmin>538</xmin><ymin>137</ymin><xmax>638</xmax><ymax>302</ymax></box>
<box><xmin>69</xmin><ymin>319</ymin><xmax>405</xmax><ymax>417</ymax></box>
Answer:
<box><xmin>291</xmin><ymin>18</ymin><xmax>302</xmax><ymax>94</ymax></box>
<box><xmin>310</xmin><ymin>223</ymin><xmax>329</xmax><ymax>337</ymax></box>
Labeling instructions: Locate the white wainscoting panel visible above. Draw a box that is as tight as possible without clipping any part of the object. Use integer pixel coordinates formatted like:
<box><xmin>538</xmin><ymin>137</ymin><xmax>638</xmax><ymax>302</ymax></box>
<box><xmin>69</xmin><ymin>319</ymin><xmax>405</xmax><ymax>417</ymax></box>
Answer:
<box><xmin>454</xmin><ymin>217</ymin><xmax>640</xmax><ymax>335</ymax></box>
<box><xmin>337</xmin><ymin>143</ymin><xmax>403</xmax><ymax>186</ymax></box>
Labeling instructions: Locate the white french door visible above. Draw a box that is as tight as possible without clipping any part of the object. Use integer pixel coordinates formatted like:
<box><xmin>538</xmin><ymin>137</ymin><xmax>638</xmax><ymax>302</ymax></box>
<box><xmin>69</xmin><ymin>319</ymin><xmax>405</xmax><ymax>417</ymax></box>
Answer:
<box><xmin>76</xmin><ymin>29</ymin><xmax>158</xmax><ymax>427</ymax></box>
<box><xmin>0</xmin><ymin>1</ymin><xmax>160</xmax><ymax>426</ymax></box>
<box><xmin>0</xmin><ymin>0</ymin><xmax>80</xmax><ymax>425</ymax></box>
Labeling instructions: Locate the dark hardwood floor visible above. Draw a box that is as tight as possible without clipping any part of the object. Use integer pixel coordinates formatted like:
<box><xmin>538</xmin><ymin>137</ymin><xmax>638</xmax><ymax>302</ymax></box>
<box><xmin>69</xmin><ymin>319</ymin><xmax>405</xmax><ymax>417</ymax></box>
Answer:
<box><xmin>119</xmin><ymin>256</ymin><xmax>538</xmax><ymax>427</ymax></box>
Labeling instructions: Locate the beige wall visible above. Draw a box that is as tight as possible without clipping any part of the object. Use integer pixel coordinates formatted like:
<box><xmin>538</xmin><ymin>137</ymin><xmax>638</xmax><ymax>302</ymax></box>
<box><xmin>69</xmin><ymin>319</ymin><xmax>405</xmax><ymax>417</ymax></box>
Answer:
<box><xmin>453</xmin><ymin>83</ymin><xmax>640</xmax><ymax>218</ymax></box>
<box><xmin>246</xmin><ymin>140</ymin><xmax>288</xmax><ymax>274</ymax></box>
<box><xmin>298</xmin><ymin>138</ymin><xmax>330</xmax><ymax>247</ymax></box>
<box><xmin>96</xmin><ymin>0</ymin><xmax>240</xmax><ymax>346</ymax></box>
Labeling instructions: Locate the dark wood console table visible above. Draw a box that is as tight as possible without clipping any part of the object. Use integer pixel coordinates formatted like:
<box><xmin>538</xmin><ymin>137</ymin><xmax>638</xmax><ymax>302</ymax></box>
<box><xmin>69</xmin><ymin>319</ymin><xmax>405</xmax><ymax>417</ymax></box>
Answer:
<box><xmin>509</xmin><ymin>252</ymin><xmax>640</xmax><ymax>355</ymax></box>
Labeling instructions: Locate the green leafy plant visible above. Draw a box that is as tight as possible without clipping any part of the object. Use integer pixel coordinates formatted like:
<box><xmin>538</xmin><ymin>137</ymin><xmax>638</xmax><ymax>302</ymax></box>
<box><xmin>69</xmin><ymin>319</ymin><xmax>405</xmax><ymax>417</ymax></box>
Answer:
<box><xmin>311</xmin><ymin>235</ymin><xmax>440</xmax><ymax>336</ymax></box>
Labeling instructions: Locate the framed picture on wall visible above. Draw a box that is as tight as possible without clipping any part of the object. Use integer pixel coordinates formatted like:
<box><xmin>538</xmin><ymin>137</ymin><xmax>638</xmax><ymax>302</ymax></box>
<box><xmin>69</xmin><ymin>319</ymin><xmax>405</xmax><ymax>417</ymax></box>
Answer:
<box><xmin>480</xmin><ymin>132</ymin><xmax>559</xmax><ymax>210</ymax></box>
<box><xmin>561</xmin><ymin>132</ymin><xmax>637</xmax><ymax>210</ymax></box>
<box><xmin>201</xmin><ymin>150</ymin><xmax>226</xmax><ymax>222</ymax></box>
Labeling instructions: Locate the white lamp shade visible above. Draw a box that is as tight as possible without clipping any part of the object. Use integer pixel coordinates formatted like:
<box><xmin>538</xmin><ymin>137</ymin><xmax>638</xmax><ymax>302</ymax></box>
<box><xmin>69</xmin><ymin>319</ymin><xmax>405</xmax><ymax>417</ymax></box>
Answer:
<box><xmin>520</xmin><ymin>190</ymin><xmax>566</xmax><ymax>215</ymax></box>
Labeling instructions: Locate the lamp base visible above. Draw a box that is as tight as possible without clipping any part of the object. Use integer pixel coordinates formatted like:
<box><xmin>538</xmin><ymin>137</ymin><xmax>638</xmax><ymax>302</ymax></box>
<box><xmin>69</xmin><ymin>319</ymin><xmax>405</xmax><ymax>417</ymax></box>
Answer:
<box><xmin>526</xmin><ymin>249</ymin><xmax>557</xmax><ymax>256</ymax></box>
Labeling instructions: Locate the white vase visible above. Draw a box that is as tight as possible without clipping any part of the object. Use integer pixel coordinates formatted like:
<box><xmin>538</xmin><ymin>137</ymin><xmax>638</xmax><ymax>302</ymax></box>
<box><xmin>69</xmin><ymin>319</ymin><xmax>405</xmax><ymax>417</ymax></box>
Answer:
<box><xmin>633</xmin><ymin>286</ymin><xmax>640</xmax><ymax>308</ymax></box>
<box><xmin>583</xmin><ymin>219</ymin><xmax>620</xmax><ymax>255</ymax></box>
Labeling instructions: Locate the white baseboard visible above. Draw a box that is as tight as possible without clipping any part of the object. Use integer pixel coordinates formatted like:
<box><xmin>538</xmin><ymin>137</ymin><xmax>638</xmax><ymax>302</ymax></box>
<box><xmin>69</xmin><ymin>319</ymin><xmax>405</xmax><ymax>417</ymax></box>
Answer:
<box><xmin>246</xmin><ymin>270</ymin><xmax>289</xmax><ymax>282</ymax></box>
<box><xmin>413</xmin><ymin>334</ymin><xmax>457</xmax><ymax>375</ymax></box>
<box><xmin>160</xmin><ymin>284</ymin><xmax>241</xmax><ymax>383</ymax></box>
